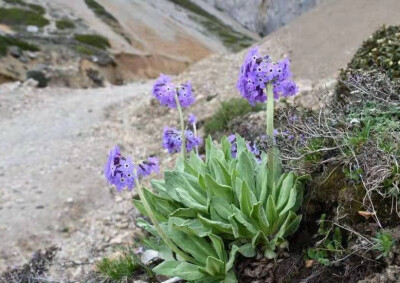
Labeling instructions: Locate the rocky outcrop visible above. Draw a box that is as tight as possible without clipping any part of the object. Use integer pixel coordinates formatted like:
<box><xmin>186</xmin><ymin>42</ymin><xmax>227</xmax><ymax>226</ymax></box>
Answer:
<box><xmin>199</xmin><ymin>0</ymin><xmax>329</xmax><ymax>35</ymax></box>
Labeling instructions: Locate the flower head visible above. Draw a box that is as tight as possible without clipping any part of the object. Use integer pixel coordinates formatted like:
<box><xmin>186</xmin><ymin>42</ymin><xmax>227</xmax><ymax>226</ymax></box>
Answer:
<box><xmin>188</xmin><ymin>113</ymin><xmax>197</xmax><ymax>125</ymax></box>
<box><xmin>237</xmin><ymin>47</ymin><xmax>299</xmax><ymax>105</ymax></box>
<box><xmin>162</xmin><ymin>127</ymin><xmax>201</xmax><ymax>154</ymax></box>
<box><xmin>152</xmin><ymin>74</ymin><xmax>195</xmax><ymax>108</ymax></box>
<box><xmin>137</xmin><ymin>156</ymin><xmax>159</xmax><ymax>177</ymax></box>
<box><xmin>104</xmin><ymin>146</ymin><xmax>158</xmax><ymax>191</ymax></box>
<box><xmin>104</xmin><ymin>146</ymin><xmax>135</xmax><ymax>191</ymax></box>
<box><xmin>228</xmin><ymin>135</ymin><xmax>261</xmax><ymax>162</ymax></box>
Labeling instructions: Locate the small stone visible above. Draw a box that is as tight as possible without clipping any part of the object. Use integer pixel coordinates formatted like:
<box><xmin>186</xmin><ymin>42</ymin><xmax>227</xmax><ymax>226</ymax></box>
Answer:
<box><xmin>8</xmin><ymin>46</ymin><xmax>21</xmax><ymax>58</ymax></box>
<box><xmin>66</xmin><ymin>197</ymin><xmax>74</xmax><ymax>203</ymax></box>
<box><xmin>26</xmin><ymin>25</ymin><xmax>39</xmax><ymax>33</ymax></box>
<box><xmin>35</xmin><ymin>205</ymin><xmax>44</xmax><ymax>209</ymax></box>
<box><xmin>140</xmin><ymin>249</ymin><xmax>159</xmax><ymax>265</ymax></box>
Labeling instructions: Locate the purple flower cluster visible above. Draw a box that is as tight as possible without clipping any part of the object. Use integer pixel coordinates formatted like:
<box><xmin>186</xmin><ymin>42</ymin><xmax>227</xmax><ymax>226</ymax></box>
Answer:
<box><xmin>237</xmin><ymin>47</ymin><xmax>299</xmax><ymax>105</ymax></box>
<box><xmin>228</xmin><ymin>135</ymin><xmax>261</xmax><ymax>161</ymax></box>
<box><xmin>104</xmin><ymin>146</ymin><xmax>159</xmax><ymax>191</ymax></box>
<box><xmin>162</xmin><ymin>127</ymin><xmax>202</xmax><ymax>153</ymax></box>
<box><xmin>152</xmin><ymin>74</ymin><xmax>195</xmax><ymax>108</ymax></box>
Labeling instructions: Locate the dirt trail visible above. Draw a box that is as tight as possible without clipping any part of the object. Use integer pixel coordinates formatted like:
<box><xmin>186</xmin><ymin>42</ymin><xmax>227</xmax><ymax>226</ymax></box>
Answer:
<box><xmin>0</xmin><ymin>82</ymin><xmax>152</xmax><ymax>271</ymax></box>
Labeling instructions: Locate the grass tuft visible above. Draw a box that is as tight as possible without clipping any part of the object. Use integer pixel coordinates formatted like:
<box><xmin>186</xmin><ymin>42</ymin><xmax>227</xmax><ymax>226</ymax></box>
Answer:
<box><xmin>56</xmin><ymin>19</ymin><xmax>76</xmax><ymax>30</ymax></box>
<box><xmin>0</xmin><ymin>7</ymin><xmax>49</xmax><ymax>27</ymax></box>
<box><xmin>204</xmin><ymin>98</ymin><xmax>264</xmax><ymax>137</ymax></box>
<box><xmin>0</xmin><ymin>34</ymin><xmax>40</xmax><ymax>56</ymax></box>
<box><xmin>74</xmin><ymin>34</ymin><xmax>110</xmax><ymax>50</ymax></box>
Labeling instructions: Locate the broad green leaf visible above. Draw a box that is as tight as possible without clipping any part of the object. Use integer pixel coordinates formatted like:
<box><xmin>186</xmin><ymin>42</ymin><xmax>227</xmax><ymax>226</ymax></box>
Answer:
<box><xmin>205</xmin><ymin>136</ymin><xmax>212</xmax><ymax>163</ymax></box>
<box><xmin>170</xmin><ymin>208</ymin><xmax>197</xmax><ymax>218</ymax></box>
<box><xmin>237</xmin><ymin>151</ymin><xmax>255</xmax><ymax>191</ymax></box>
<box><xmin>276</xmin><ymin>172</ymin><xmax>294</xmax><ymax>210</ymax></box>
<box><xmin>226</xmin><ymin>245</ymin><xmax>239</xmax><ymax>271</ymax></box>
<box><xmin>170</xmin><ymin>230</ymin><xmax>216</xmax><ymax>264</ymax></box>
<box><xmin>153</xmin><ymin>260</ymin><xmax>180</xmax><ymax>277</ymax></box>
<box><xmin>173</xmin><ymin>262</ymin><xmax>205</xmax><ymax>281</ymax></box>
<box><xmin>271</xmin><ymin>147</ymin><xmax>283</xmax><ymax>183</ymax></box>
<box><xmin>283</xmin><ymin>213</ymin><xmax>302</xmax><ymax>237</ymax></box>
<box><xmin>211</xmin><ymin>197</ymin><xmax>234</xmax><ymax>220</ymax></box>
<box><xmin>176</xmin><ymin>188</ymin><xmax>208</xmax><ymax>213</ymax></box>
<box><xmin>239</xmin><ymin>181</ymin><xmax>257</xmax><ymax>217</ymax></box>
<box><xmin>250</xmin><ymin>202</ymin><xmax>270</xmax><ymax>235</ymax></box>
<box><xmin>232</xmin><ymin>206</ymin><xmax>258</xmax><ymax>234</ymax></box>
<box><xmin>169</xmin><ymin>217</ymin><xmax>210</xmax><ymax>237</ymax></box>
<box><xmin>210</xmin><ymin>158</ymin><xmax>231</xmax><ymax>186</ymax></box>
<box><xmin>143</xmin><ymin>188</ymin><xmax>180</xmax><ymax>218</ymax></box>
<box><xmin>238</xmin><ymin>243</ymin><xmax>256</xmax><ymax>257</ymax></box>
<box><xmin>228</xmin><ymin>216</ymin><xmax>253</xmax><ymax>238</ymax></box>
<box><xmin>188</xmin><ymin>151</ymin><xmax>206</xmax><ymax>174</ymax></box>
<box><xmin>136</xmin><ymin>218</ymin><xmax>156</xmax><ymax>235</ymax></box>
<box><xmin>184</xmin><ymin>159</ymin><xmax>199</xmax><ymax>177</ymax></box>
<box><xmin>209</xmin><ymin>234</ymin><xmax>226</xmax><ymax>262</ymax></box>
<box><xmin>266</xmin><ymin>196</ymin><xmax>278</xmax><ymax>231</ymax></box>
<box><xmin>174</xmin><ymin>155</ymin><xmax>185</xmax><ymax>171</ymax></box>
<box><xmin>221</xmin><ymin>136</ymin><xmax>233</xmax><ymax>160</ymax></box>
<box><xmin>205</xmin><ymin>173</ymin><xmax>234</xmax><ymax>203</ymax></box>
<box><xmin>132</xmin><ymin>199</ymin><xmax>147</xmax><ymax>217</ymax></box>
<box><xmin>279</xmin><ymin>187</ymin><xmax>297</xmax><ymax>216</ymax></box>
<box><xmin>224</xmin><ymin>270</ymin><xmax>238</xmax><ymax>283</ymax></box>
<box><xmin>256</xmin><ymin>156</ymin><xmax>268</xmax><ymax>201</ymax></box>
<box><xmin>205</xmin><ymin>256</ymin><xmax>225</xmax><ymax>276</ymax></box>
<box><xmin>210</xmin><ymin>206</ymin><xmax>226</xmax><ymax>222</ymax></box>
<box><xmin>198</xmin><ymin>215</ymin><xmax>233</xmax><ymax>235</ymax></box>
<box><xmin>235</xmin><ymin>134</ymin><xmax>247</xmax><ymax>156</ymax></box>
<box><xmin>165</xmin><ymin>171</ymin><xmax>207</xmax><ymax>205</ymax></box>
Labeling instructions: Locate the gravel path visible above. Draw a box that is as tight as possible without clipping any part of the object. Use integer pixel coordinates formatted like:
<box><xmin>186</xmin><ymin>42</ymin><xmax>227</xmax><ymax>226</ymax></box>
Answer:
<box><xmin>0</xmin><ymin>82</ymin><xmax>152</xmax><ymax>275</ymax></box>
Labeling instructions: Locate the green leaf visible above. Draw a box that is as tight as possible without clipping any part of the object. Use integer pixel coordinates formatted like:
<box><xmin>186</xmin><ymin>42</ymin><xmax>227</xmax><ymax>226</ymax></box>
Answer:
<box><xmin>238</xmin><ymin>243</ymin><xmax>256</xmax><ymax>257</ymax></box>
<box><xmin>169</xmin><ymin>230</ymin><xmax>216</xmax><ymax>264</ymax></box>
<box><xmin>276</xmin><ymin>172</ymin><xmax>294</xmax><ymax>211</ymax></box>
<box><xmin>143</xmin><ymin>187</ymin><xmax>180</xmax><ymax>218</ymax></box>
<box><xmin>271</xmin><ymin>147</ymin><xmax>283</xmax><ymax>183</ymax></box>
<box><xmin>173</xmin><ymin>262</ymin><xmax>205</xmax><ymax>281</ymax></box>
<box><xmin>232</xmin><ymin>206</ymin><xmax>258</xmax><ymax>234</ymax></box>
<box><xmin>176</xmin><ymin>188</ymin><xmax>208</xmax><ymax>213</ymax></box>
<box><xmin>210</xmin><ymin>158</ymin><xmax>232</xmax><ymax>186</ymax></box>
<box><xmin>239</xmin><ymin>180</ymin><xmax>257</xmax><ymax>217</ymax></box>
<box><xmin>237</xmin><ymin>151</ymin><xmax>255</xmax><ymax>191</ymax></box>
<box><xmin>256</xmin><ymin>156</ymin><xmax>268</xmax><ymax>201</ymax></box>
<box><xmin>205</xmin><ymin>173</ymin><xmax>234</xmax><ymax>203</ymax></box>
<box><xmin>266</xmin><ymin>196</ymin><xmax>278</xmax><ymax>231</ymax></box>
<box><xmin>174</xmin><ymin>155</ymin><xmax>185</xmax><ymax>171</ymax></box>
<box><xmin>170</xmin><ymin>208</ymin><xmax>197</xmax><ymax>218</ymax></box>
<box><xmin>188</xmin><ymin>151</ymin><xmax>206</xmax><ymax>174</ymax></box>
<box><xmin>136</xmin><ymin>218</ymin><xmax>156</xmax><ymax>235</ymax></box>
<box><xmin>165</xmin><ymin>171</ymin><xmax>207</xmax><ymax>205</ymax></box>
<box><xmin>224</xmin><ymin>270</ymin><xmax>238</xmax><ymax>283</ymax></box>
<box><xmin>209</xmin><ymin>234</ymin><xmax>226</xmax><ymax>262</ymax></box>
<box><xmin>206</xmin><ymin>137</ymin><xmax>225</xmax><ymax>163</ymax></box>
<box><xmin>132</xmin><ymin>199</ymin><xmax>147</xmax><ymax>217</ymax></box>
<box><xmin>205</xmin><ymin>256</ymin><xmax>225</xmax><ymax>276</ymax></box>
<box><xmin>235</xmin><ymin>134</ymin><xmax>247</xmax><ymax>156</ymax></box>
<box><xmin>279</xmin><ymin>187</ymin><xmax>297</xmax><ymax>216</ymax></box>
<box><xmin>251</xmin><ymin>202</ymin><xmax>270</xmax><ymax>235</ymax></box>
<box><xmin>226</xmin><ymin>245</ymin><xmax>239</xmax><ymax>271</ymax></box>
<box><xmin>228</xmin><ymin>216</ymin><xmax>253</xmax><ymax>238</ymax></box>
<box><xmin>283</xmin><ymin>213</ymin><xmax>302</xmax><ymax>237</ymax></box>
<box><xmin>169</xmin><ymin>217</ymin><xmax>210</xmax><ymax>237</ymax></box>
<box><xmin>211</xmin><ymin>197</ymin><xmax>234</xmax><ymax>220</ymax></box>
<box><xmin>221</xmin><ymin>136</ymin><xmax>233</xmax><ymax>160</ymax></box>
<box><xmin>153</xmin><ymin>260</ymin><xmax>180</xmax><ymax>277</ymax></box>
<box><xmin>198</xmin><ymin>215</ymin><xmax>233</xmax><ymax>235</ymax></box>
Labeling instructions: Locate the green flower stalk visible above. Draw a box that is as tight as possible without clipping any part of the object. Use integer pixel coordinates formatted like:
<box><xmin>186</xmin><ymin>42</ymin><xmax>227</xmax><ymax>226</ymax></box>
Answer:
<box><xmin>174</xmin><ymin>94</ymin><xmax>186</xmax><ymax>160</ymax></box>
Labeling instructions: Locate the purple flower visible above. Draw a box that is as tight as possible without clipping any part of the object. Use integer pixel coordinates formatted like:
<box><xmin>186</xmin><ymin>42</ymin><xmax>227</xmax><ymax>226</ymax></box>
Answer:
<box><xmin>185</xmin><ymin>130</ymin><xmax>202</xmax><ymax>152</ymax></box>
<box><xmin>104</xmin><ymin>146</ymin><xmax>135</xmax><ymax>191</ymax></box>
<box><xmin>188</xmin><ymin>113</ymin><xmax>197</xmax><ymax>125</ymax></box>
<box><xmin>162</xmin><ymin>127</ymin><xmax>182</xmax><ymax>153</ymax></box>
<box><xmin>237</xmin><ymin>47</ymin><xmax>298</xmax><ymax>105</ymax></box>
<box><xmin>228</xmin><ymin>134</ymin><xmax>237</xmax><ymax>158</ymax></box>
<box><xmin>137</xmin><ymin>156</ymin><xmax>159</xmax><ymax>177</ymax></box>
<box><xmin>152</xmin><ymin>74</ymin><xmax>195</xmax><ymax>108</ymax></box>
<box><xmin>162</xmin><ymin>127</ymin><xmax>201</xmax><ymax>154</ymax></box>
<box><xmin>227</xmin><ymin>135</ymin><xmax>260</xmax><ymax>161</ymax></box>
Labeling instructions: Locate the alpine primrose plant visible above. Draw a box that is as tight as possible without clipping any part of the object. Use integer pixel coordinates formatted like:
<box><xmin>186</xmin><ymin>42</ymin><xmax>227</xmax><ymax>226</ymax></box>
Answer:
<box><xmin>105</xmin><ymin>47</ymin><xmax>305</xmax><ymax>282</ymax></box>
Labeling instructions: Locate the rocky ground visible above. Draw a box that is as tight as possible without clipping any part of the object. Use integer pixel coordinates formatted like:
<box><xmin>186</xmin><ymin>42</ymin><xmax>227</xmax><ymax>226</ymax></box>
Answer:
<box><xmin>0</xmin><ymin>0</ymin><xmax>400</xmax><ymax>281</ymax></box>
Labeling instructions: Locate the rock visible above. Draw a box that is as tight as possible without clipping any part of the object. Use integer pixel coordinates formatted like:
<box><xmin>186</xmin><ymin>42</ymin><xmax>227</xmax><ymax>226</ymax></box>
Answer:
<box><xmin>26</xmin><ymin>70</ymin><xmax>49</xmax><ymax>88</ymax></box>
<box><xmin>86</xmin><ymin>69</ymin><xmax>104</xmax><ymax>87</ymax></box>
<box><xmin>22</xmin><ymin>78</ymin><xmax>39</xmax><ymax>88</ymax></box>
<box><xmin>27</xmin><ymin>52</ymin><xmax>37</xmax><ymax>59</ymax></box>
<box><xmin>140</xmin><ymin>249</ymin><xmax>159</xmax><ymax>265</ymax></box>
<box><xmin>18</xmin><ymin>56</ymin><xmax>29</xmax><ymax>64</ymax></box>
<box><xmin>8</xmin><ymin>46</ymin><xmax>21</xmax><ymax>58</ymax></box>
<box><xmin>26</xmin><ymin>25</ymin><xmax>39</xmax><ymax>33</ymax></box>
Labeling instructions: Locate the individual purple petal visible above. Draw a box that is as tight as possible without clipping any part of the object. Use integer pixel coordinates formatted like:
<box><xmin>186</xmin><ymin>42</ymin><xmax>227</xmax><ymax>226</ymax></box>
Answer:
<box><xmin>137</xmin><ymin>156</ymin><xmax>159</xmax><ymax>177</ymax></box>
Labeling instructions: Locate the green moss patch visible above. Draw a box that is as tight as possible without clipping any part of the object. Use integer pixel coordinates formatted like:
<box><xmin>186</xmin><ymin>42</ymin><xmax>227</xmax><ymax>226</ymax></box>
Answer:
<box><xmin>74</xmin><ymin>34</ymin><xmax>110</xmax><ymax>50</ymax></box>
<box><xmin>56</xmin><ymin>19</ymin><xmax>75</xmax><ymax>30</ymax></box>
<box><xmin>0</xmin><ymin>7</ymin><xmax>49</xmax><ymax>27</ymax></box>
<box><xmin>0</xmin><ymin>34</ymin><xmax>40</xmax><ymax>56</ymax></box>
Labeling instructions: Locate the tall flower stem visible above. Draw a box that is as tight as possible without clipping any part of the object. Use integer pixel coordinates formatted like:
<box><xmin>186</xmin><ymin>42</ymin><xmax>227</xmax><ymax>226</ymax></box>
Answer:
<box><xmin>174</xmin><ymin>94</ymin><xmax>186</xmax><ymax>160</ymax></box>
<box><xmin>193</xmin><ymin>123</ymin><xmax>199</xmax><ymax>155</ymax></box>
<box><xmin>133</xmin><ymin>172</ymin><xmax>194</xmax><ymax>263</ymax></box>
<box><xmin>266</xmin><ymin>83</ymin><xmax>275</xmax><ymax>186</ymax></box>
